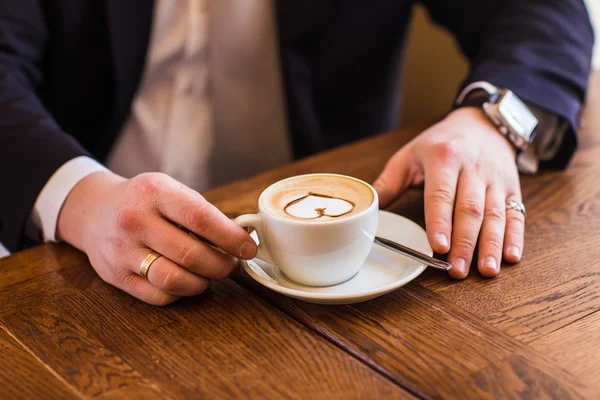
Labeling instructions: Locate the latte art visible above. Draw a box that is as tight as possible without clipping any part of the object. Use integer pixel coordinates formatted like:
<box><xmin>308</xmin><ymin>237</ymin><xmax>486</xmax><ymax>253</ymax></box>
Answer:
<box><xmin>284</xmin><ymin>192</ymin><xmax>355</xmax><ymax>220</ymax></box>
<box><xmin>262</xmin><ymin>174</ymin><xmax>374</xmax><ymax>222</ymax></box>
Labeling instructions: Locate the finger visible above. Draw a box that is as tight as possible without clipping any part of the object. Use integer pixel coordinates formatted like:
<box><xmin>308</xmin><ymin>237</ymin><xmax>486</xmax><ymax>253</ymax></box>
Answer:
<box><xmin>135</xmin><ymin>248</ymin><xmax>210</xmax><ymax>297</ymax></box>
<box><xmin>142</xmin><ymin>217</ymin><xmax>238</xmax><ymax>280</ymax></box>
<box><xmin>372</xmin><ymin>145</ymin><xmax>414</xmax><ymax>208</ymax></box>
<box><xmin>477</xmin><ymin>186</ymin><xmax>506</xmax><ymax>278</ymax></box>
<box><xmin>503</xmin><ymin>193</ymin><xmax>525</xmax><ymax>263</ymax></box>
<box><xmin>423</xmin><ymin>157</ymin><xmax>460</xmax><ymax>254</ymax></box>
<box><xmin>448</xmin><ymin>170</ymin><xmax>486</xmax><ymax>279</ymax></box>
<box><xmin>148</xmin><ymin>179</ymin><xmax>257</xmax><ymax>260</ymax></box>
<box><xmin>110</xmin><ymin>271</ymin><xmax>180</xmax><ymax>306</ymax></box>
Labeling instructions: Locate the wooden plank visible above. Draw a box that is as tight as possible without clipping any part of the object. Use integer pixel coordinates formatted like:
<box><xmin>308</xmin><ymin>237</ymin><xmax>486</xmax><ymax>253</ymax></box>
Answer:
<box><xmin>233</xmin><ymin>274</ymin><xmax>594</xmax><ymax>398</ymax></box>
<box><xmin>0</xmin><ymin>328</ymin><xmax>81</xmax><ymax>399</ymax></box>
<box><xmin>94</xmin><ymin>386</ymin><xmax>171</xmax><ymax>400</ymax></box>
<box><xmin>469</xmin><ymin>354</ymin><xmax>592</xmax><ymax>400</ymax></box>
<box><xmin>503</xmin><ymin>273</ymin><xmax>600</xmax><ymax>335</ymax></box>
<box><xmin>529</xmin><ymin>310</ymin><xmax>600</xmax><ymax>390</ymax></box>
<box><xmin>1</xmin><ymin>265</ymin><xmax>414</xmax><ymax>399</ymax></box>
<box><xmin>2</xmin><ymin>302</ymin><xmax>165</xmax><ymax>398</ymax></box>
<box><xmin>0</xmin><ymin>245</ymin><xmax>95</xmax><ymax>318</ymax></box>
<box><xmin>483</xmin><ymin>313</ymin><xmax>542</xmax><ymax>344</ymax></box>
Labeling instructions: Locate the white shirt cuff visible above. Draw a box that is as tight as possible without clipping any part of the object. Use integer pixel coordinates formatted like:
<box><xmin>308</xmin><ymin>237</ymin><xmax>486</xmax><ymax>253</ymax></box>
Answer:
<box><xmin>516</xmin><ymin>104</ymin><xmax>568</xmax><ymax>175</ymax></box>
<box><xmin>0</xmin><ymin>241</ymin><xmax>10</xmax><ymax>258</ymax></box>
<box><xmin>29</xmin><ymin>156</ymin><xmax>109</xmax><ymax>243</ymax></box>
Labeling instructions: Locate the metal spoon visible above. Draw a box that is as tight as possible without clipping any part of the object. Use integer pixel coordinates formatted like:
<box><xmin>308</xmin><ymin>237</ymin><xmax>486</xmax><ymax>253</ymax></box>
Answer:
<box><xmin>374</xmin><ymin>236</ymin><xmax>452</xmax><ymax>271</ymax></box>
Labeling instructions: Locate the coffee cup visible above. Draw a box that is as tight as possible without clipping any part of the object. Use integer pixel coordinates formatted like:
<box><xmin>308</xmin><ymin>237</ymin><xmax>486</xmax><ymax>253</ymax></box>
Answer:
<box><xmin>234</xmin><ymin>173</ymin><xmax>378</xmax><ymax>286</ymax></box>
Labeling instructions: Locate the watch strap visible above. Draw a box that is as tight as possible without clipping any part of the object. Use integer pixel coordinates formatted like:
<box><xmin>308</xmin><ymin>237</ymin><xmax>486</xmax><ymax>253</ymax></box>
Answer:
<box><xmin>455</xmin><ymin>81</ymin><xmax>498</xmax><ymax>105</ymax></box>
<box><xmin>454</xmin><ymin>89</ymin><xmax>501</xmax><ymax>110</ymax></box>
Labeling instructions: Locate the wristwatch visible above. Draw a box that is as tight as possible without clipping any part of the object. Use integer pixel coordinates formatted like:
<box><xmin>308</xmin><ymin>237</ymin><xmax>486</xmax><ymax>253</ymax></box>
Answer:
<box><xmin>455</xmin><ymin>81</ymin><xmax>538</xmax><ymax>151</ymax></box>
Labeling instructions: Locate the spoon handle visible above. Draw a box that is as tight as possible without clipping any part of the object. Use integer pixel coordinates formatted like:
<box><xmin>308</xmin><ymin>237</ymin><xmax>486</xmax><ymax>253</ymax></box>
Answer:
<box><xmin>374</xmin><ymin>236</ymin><xmax>452</xmax><ymax>271</ymax></box>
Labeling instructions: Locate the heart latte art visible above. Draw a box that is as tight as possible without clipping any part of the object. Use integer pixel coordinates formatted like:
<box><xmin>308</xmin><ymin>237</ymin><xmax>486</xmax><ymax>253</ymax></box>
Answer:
<box><xmin>262</xmin><ymin>175</ymin><xmax>374</xmax><ymax>222</ymax></box>
<box><xmin>284</xmin><ymin>192</ymin><xmax>355</xmax><ymax>219</ymax></box>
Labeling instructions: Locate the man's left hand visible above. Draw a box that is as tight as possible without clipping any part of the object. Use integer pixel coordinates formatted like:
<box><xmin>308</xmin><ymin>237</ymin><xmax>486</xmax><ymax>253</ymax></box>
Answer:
<box><xmin>373</xmin><ymin>107</ymin><xmax>525</xmax><ymax>279</ymax></box>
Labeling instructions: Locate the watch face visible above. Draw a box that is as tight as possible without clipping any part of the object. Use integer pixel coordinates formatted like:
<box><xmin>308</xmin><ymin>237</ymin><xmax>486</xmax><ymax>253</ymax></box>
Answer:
<box><xmin>498</xmin><ymin>91</ymin><xmax>538</xmax><ymax>141</ymax></box>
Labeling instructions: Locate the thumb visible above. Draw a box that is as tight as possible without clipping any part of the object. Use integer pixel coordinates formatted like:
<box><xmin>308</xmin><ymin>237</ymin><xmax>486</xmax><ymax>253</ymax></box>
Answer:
<box><xmin>372</xmin><ymin>146</ymin><xmax>414</xmax><ymax>208</ymax></box>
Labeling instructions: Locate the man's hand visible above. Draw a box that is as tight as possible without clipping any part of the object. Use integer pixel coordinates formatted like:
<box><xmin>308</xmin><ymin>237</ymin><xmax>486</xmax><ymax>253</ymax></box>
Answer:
<box><xmin>373</xmin><ymin>108</ymin><xmax>524</xmax><ymax>279</ymax></box>
<box><xmin>57</xmin><ymin>171</ymin><xmax>258</xmax><ymax>305</ymax></box>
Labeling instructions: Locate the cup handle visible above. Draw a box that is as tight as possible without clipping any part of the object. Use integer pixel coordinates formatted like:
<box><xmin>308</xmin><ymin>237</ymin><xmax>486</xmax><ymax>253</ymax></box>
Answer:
<box><xmin>234</xmin><ymin>214</ymin><xmax>275</xmax><ymax>265</ymax></box>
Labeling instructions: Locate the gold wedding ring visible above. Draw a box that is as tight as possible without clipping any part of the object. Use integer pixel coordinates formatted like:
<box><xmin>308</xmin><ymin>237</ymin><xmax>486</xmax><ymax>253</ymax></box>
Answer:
<box><xmin>139</xmin><ymin>251</ymin><xmax>162</xmax><ymax>280</ymax></box>
<box><xmin>506</xmin><ymin>200</ymin><xmax>526</xmax><ymax>216</ymax></box>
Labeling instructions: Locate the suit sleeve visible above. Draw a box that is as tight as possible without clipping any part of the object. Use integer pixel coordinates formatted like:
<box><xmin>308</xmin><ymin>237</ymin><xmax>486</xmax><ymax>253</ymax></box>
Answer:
<box><xmin>419</xmin><ymin>0</ymin><xmax>595</xmax><ymax>168</ymax></box>
<box><xmin>0</xmin><ymin>0</ymin><xmax>90</xmax><ymax>252</ymax></box>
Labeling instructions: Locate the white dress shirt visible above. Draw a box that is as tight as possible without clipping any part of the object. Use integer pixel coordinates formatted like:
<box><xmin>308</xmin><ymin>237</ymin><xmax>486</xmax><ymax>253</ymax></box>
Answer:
<box><xmin>0</xmin><ymin>241</ymin><xmax>8</xmax><ymax>258</ymax></box>
<box><xmin>108</xmin><ymin>0</ymin><xmax>215</xmax><ymax>188</ymax></box>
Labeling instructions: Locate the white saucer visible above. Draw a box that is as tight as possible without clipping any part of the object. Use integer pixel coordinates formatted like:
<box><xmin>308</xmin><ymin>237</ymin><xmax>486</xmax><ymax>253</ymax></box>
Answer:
<box><xmin>241</xmin><ymin>210</ymin><xmax>432</xmax><ymax>305</ymax></box>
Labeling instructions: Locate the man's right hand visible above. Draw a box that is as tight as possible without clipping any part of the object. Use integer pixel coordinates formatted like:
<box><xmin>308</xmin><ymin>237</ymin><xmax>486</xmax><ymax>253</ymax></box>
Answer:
<box><xmin>57</xmin><ymin>171</ymin><xmax>258</xmax><ymax>305</ymax></box>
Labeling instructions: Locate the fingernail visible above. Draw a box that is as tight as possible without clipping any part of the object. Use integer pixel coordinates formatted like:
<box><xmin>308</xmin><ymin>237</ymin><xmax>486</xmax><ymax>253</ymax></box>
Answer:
<box><xmin>508</xmin><ymin>246</ymin><xmax>521</xmax><ymax>260</ymax></box>
<box><xmin>453</xmin><ymin>258</ymin><xmax>467</xmax><ymax>276</ymax></box>
<box><xmin>481</xmin><ymin>256</ymin><xmax>497</xmax><ymax>272</ymax></box>
<box><xmin>435</xmin><ymin>233</ymin><xmax>449</xmax><ymax>250</ymax></box>
<box><xmin>240</xmin><ymin>241</ymin><xmax>256</xmax><ymax>260</ymax></box>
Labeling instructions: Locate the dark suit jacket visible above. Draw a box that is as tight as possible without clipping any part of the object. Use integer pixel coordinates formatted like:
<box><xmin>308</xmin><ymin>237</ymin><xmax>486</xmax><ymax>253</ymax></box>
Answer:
<box><xmin>0</xmin><ymin>0</ymin><xmax>594</xmax><ymax>252</ymax></box>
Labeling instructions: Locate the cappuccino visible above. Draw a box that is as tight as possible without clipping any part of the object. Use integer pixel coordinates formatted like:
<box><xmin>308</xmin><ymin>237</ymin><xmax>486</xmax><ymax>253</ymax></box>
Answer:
<box><xmin>262</xmin><ymin>175</ymin><xmax>374</xmax><ymax>222</ymax></box>
<box><xmin>236</xmin><ymin>173</ymin><xmax>379</xmax><ymax>285</ymax></box>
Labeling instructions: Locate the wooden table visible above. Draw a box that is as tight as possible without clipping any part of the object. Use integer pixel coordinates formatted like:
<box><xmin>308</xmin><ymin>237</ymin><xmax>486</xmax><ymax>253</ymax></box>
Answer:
<box><xmin>2</xmin><ymin>74</ymin><xmax>600</xmax><ymax>399</ymax></box>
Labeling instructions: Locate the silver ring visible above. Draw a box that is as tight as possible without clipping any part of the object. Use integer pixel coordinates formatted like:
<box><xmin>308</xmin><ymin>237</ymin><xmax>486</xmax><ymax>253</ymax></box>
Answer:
<box><xmin>506</xmin><ymin>200</ymin><xmax>526</xmax><ymax>216</ymax></box>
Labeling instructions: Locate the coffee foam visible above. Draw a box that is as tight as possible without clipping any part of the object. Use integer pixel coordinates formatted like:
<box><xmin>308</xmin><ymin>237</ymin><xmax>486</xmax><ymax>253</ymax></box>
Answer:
<box><xmin>285</xmin><ymin>193</ymin><xmax>355</xmax><ymax>219</ymax></box>
<box><xmin>262</xmin><ymin>175</ymin><xmax>374</xmax><ymax>222</ymax></box>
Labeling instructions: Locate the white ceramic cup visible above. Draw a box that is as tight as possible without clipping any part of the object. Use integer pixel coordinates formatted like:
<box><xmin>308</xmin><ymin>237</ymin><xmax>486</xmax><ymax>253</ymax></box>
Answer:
<box><xmin>234</xmin><ymin>173</ymin><xmax>379</xmax><ymax>286</ymax></box>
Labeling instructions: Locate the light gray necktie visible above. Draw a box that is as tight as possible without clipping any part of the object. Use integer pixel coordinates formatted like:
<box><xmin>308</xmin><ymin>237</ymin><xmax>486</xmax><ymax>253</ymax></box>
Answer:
<box><xmin>208</xmin><ymin>0</ymin><xmax>292</xmax><ymax>188</ymax></box>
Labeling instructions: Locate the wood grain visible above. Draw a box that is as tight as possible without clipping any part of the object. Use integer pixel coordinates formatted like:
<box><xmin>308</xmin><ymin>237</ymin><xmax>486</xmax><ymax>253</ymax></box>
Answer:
<box><xmin>529</xmin><ymin>310</ymin><xmax>600</xmax><ymax>389</ymax></box>
<box><xmin>93</xmin><ymin>385</ymin><xmax>170</xmax><ymax>400</ymax></box>
<box><xmin>0</xmin><ymin>246</ymin><xmax>413</xmax><ymax>399</ymax></box>
<box><xmin>482</xmin><ymin>313</ymin><xmax>542</xmax><ymax>344</ymax></box>
<box><xmin>234</xmin><ymin>274</ymin><xmax>594</xmax><ymax>399</ymax></box>
<box><xmin>0</xmin><ymin>245</ymin><xmax>90</xmax><ymax>318</ymax></box>
<box><xmin>502</xmin><ymin>273</ymin><xmax>600</xmax><ymax>335</ymax></box>
<box><xmin>469</xmin><ymin>354</ymin><xmax>590</xmax><ymax>400</ymax></box>
<box><xmin>3</xmin><ymin>297</ymin><xmax>163</xmax><ymax>398</ymax></box>
<box><xmin>0</xmin><ymin>328</ymin><xmax>81</xmax><ymax>399</ymax></box>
